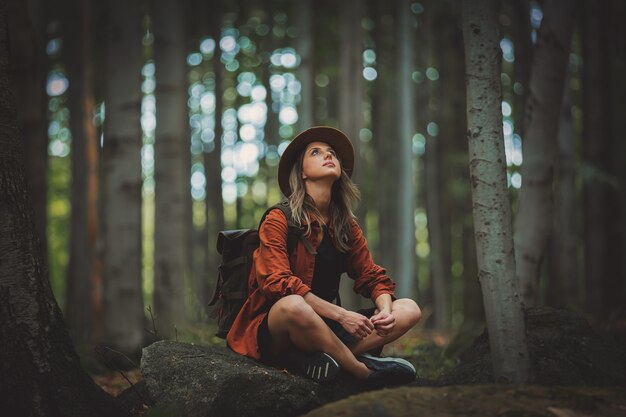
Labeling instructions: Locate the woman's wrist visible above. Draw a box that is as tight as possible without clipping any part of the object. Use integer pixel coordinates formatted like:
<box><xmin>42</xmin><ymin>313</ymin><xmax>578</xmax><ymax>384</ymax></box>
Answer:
<box><xmin>334</xmin><ymin>306</ymin><xmax>348</xmax><ymax>323</ymax></box>
<box><xmin>374</xmin><ymin>293</ymin><xmax>393</xmax><ymax>314</ymax></box>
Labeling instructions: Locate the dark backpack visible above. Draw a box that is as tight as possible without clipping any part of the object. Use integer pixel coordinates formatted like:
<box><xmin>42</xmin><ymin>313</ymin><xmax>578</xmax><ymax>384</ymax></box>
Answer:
<box><xmin>208</xmin><ymin>202</ymin><xmax>315</xmax><ymax>339</ymax></box>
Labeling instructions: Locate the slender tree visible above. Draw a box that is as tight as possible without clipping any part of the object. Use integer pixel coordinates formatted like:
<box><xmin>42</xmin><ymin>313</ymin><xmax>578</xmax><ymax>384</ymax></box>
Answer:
<box><xmin>371</xmin><ymin>0</ymin><xmax>397</xmax><ymax>274</ymax></box>
<box><xmin>424</xmin><ymin>0</ymin><xmax>449</xmax><ymax>329</ymax></box>
<box><xmin>295</xmin><ymin>0</ymin><xmax>314</xmax><ymax>130</ymax></box>
<box><xmin>338</xmin><ymin>0</ymin><xmax>366</xmax><ymax>310</ymax></box>
<box><xmin>101</xmin><ymin>0</ymin><xmax>145</xmax><ymax>355</ymax></box>
<box><xmin>204</xmin><ymin>0</ymin><xmax>225</xmax><ymax>305</ymax></box>
<box><xmin>513</xmin><ymin>0</ymin><xmax>576</xmax><ymax>306</ymax></box>
<box><xmin>507</xmin><ymin>0</ymin><xmax>532</xmax><ymax>137</ymax></box>
<box><xmin>394</xmin><ymin>0</ymin><xmax>416</xmax><ymax>300</ymax></box>
<box><xmin>64</xmin><ymin>0</ymin><xmax>101</xmax><ymax>348</ymax></box>
<box><xmin>0</xmin><ymin>1</ymin><xmax>130</xmax><ymax>413</ymax></box>
<box><xmin>462</xmin><ymin>0</ymin><xmax>530</xmax><ymax>383</ymax></box>
<box><xmin>153</xmin><ymin>0</ymin><xmax>188</xmax><ymax>339</ymax></box>
<box><xmin>582</xmin><ymin>0</ymin><xmax>612</xmax><ymax>319</ymax></box>
<box><xmin>548</xmin><ymin>71</ymin><xmax>579</xmax><ymax>310</ymax></box>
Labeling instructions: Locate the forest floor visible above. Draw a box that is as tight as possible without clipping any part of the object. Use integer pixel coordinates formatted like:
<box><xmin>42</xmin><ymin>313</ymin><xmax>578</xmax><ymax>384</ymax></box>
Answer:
<box><xmin>90</xmin><ymin>317</ymin><xmax>626</xmax><ymax>416</ymax></box>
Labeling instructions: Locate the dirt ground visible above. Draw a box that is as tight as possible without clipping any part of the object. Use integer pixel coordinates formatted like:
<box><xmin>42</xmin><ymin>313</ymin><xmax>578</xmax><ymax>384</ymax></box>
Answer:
<box><xmin>302</xmin><ymin>385</ymin><xmax>626</xmax><ymax>417</ymax></box>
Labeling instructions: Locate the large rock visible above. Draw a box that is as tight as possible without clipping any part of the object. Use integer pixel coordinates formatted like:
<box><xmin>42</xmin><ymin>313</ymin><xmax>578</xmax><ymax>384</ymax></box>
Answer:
<box><xmin>140</xmin><ymin>340</ymin><xmax>369</xmax><ymax>417</ymax></box>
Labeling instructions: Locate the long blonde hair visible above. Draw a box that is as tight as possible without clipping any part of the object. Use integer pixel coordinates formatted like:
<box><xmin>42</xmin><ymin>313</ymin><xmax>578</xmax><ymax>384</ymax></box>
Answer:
<box><xmin>287</xmin><ymin>149</ymin><xmax>360</xmax><ymax>252</ymax></box>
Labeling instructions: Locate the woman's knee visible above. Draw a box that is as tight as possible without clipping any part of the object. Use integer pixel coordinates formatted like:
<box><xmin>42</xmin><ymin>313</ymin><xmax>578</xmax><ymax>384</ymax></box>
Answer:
<box><xmin>393</xmin><ymin>298</ymin><xmax>422</xmax><ymax>328</ymax></box>
<box><xmin>272</xmin><ymin>295</ymin><xmax>317</xmax><ymax>327</ymax></box>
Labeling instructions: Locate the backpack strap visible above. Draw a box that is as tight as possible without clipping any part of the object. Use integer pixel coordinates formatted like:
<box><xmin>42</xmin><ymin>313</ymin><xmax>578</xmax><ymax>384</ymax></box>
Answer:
<box><xmin>259</xmin><ymin>201</ymin><xmax>317</xmax><ymax>256</ymax></box>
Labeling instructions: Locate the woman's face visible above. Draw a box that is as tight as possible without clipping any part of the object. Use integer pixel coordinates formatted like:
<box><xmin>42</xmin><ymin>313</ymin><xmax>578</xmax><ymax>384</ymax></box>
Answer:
<box><xmin>301</xmin><ymin>141</ymin><xmax>342</xmax><ymax>185</ymax></box>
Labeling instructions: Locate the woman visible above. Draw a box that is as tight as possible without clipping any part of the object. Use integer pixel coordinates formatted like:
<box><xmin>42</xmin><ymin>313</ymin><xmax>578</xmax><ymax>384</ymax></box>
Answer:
<box><xmin>227</xmin><ymin>126</ymin><xmax>422</xmax><ymax>386</ymax></box>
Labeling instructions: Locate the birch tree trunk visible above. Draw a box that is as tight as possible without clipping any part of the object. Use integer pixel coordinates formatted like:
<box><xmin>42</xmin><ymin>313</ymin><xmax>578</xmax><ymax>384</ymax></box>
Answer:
<box><xmin>513</xmin><ymin>0</ymin><xmax>576</xmax><ymax>306</ymax></box>
<box><xmin>548</xmin><ymin>72</ymin><xmax>579</xmax><ymax>310</ymax></box>
<box><xmin>153</xmin><ymin>0</ymin><xmax>188</xmax><ymax>339</ymax></box>
<box><xmin>338</xmin><ymin>0</ymin><xmax>366</xmax><ymax>310</ymax></box>
<box><xmin>102</xmin><ymin>0</ymin><xmax>145</xmax><ymax>355</ymax></box>
<box><xmin>583</xmin><ymin>0</ymin><xmax>611</xmax><ymax>319</ymax></box>
<box><xmin>0</xmin><ymin>2</ymin><xmax>129</xmax><ymax>413</ymax></box>
<box><xmin>6</xmin><ymin>0</ymin><xmax>48</xmax><ymax>267</ymax></box>
<box><xmin>394</xmin><ymin>0</ymin><xmax>416</xmax><ymax>300</ymax></box>
<box><xmin>462</xmin><ymin>0</ymin><xmax>530</xmax><ymax>383</ymax></box>
<box><xmin>295</xmin><ymin>0</ymin><xmax>314</xmax><ymax>130</ymax></box>
<box><xmin>65</xmin><ymin>0</ymin><xmax>101</xmax><ymax>348</ymax></box>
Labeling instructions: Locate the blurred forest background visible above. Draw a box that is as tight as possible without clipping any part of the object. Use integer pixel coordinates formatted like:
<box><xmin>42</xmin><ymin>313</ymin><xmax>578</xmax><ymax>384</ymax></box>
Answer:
<box><xmin>6</xmin><ymin>0</ymin><xmax>626</xmax><ymax>366</ymax></box>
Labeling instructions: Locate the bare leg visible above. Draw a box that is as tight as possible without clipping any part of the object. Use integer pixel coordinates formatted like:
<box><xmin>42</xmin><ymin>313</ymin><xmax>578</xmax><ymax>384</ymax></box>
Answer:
<box><xmin>350</xmin><ymin>298</ymin><xmax>421</xmax><ymax>356</ymax></box>
<box><xmin>266</xmin><ymin>295</ymin><xmax>371</xmax><ymax>379</ymax></box>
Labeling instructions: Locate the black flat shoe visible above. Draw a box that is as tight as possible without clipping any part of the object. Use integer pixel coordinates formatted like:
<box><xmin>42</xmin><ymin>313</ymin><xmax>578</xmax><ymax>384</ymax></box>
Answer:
<box><xmin>357</xmin><ymin>353</ymin><xmax>416</xmax><ymax>387</ymax></box>
<box><xmin>287</xmin><ymin>351</ymin><xmax>340</xmax><ymax>383</ymax></box>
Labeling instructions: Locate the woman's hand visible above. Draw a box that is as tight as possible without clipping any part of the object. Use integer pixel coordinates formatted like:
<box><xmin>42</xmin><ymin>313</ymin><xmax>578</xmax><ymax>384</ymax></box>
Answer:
<box><xmin>370</xmin><ymin>310</ymin><xmax>395</xmax><ymax>337</ymax></box>
<box><xmin>338</xmin><ymin>310</ymin><xmax>374</xmax><ymax>340</ymax></box>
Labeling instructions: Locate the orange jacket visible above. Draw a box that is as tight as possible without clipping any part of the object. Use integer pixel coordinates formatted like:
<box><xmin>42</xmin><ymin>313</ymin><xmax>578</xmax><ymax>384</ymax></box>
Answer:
<box><xmin>226</xmin><ymin>208</ymin><xmax>396</xmax><ymax>360</ymax></box>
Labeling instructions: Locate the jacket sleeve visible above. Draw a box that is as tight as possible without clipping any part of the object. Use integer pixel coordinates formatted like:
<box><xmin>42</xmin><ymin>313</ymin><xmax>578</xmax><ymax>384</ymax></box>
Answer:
<box><xmin>346</xmin><ymin>219</ymin><xmax>396</xmax><ymax>302</ymax></box>
<box><xmin>255</xmin><ymin>209</ymin><xmax>311</xmax><ymax>302</ymax></box>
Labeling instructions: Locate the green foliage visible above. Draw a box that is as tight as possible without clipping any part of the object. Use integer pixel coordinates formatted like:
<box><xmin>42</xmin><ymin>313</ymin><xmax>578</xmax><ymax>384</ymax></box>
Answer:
<box><xmin>47</xmin><ymin>155</ymin><xmax>71</xmax><ymax>305</ymax></box>
<box><xmin>410</xmin><ymin>341</ymin><xmax>458</xmax><ymax>380</ymax></box>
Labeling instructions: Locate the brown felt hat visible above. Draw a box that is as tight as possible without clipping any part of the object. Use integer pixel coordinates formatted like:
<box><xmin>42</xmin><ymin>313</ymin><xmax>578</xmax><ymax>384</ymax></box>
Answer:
<box><xmin>278</xmin><ymin>126</ymin><xmax>355</xmax><ymax>197</ymax></box>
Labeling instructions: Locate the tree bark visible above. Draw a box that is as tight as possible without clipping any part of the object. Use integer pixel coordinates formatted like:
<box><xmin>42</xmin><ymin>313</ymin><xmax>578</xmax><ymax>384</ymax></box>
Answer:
<box><xmin>394</xmin><ymin>0</ymin><xmax>416</xmax><ymax>300</ymax></box>
<box><xmin>508</xmin><ymin>0</ymin><xmax>532</xmax><ymax>137</ymax></box>
<box><xmin>424</xmin><ymin>1</ymin><xmax>449</xmax><ymax>329</ymax></box>
<box><xmin>6</xmin><ymin>0</ymin><xmax>49</xmax><ymax>269</ymax></box>
<box><xmin>102</xmin><ymin>0</ymin><xmax>145</xmax><ymax>355</ymax></box>
<box><xmin>153</xmin><ymin>0</ymin><xmax>188</xmax><ymax>339</ymax></box>
<box><xmin>0</xmin><ymin>1</ymin><xmax>130</xmax><ymax>413</ymax></box>
<box><xmin>462</xmin><ymin>0</ymin><xmax>530</xmax><ymax>383</ymax></box>
<box><xmin>607</xmin><ymin>0</ymin><xmax>626</xmax><ymax>316</ymax></box>
<box><xmin>295</xmin><ymin>0</ymin><xmax>314</xmax><ymax>130</ymax></box>
<box><xmin>204</xmin><ymin>3</ymin><xmax>225</xmax><ymax>312</ymax></box>
<box><xmin>548</xmin><ymin>71</ymin><xmax>579</xmax><ymax>310</ymax></box>
<box><xmin>371</xmin><ymin>0</ymin><xmax>397</xmax><ymax>276</ymax></box>
<box><xmin>64</xmin><ymin>0</ymin><xmax>101</xmax><ymax>348</ymax></box>
<box><xmin>513</xmin><ymin>0</ymin><xmax>576</xmax><ymax>306</ymax></box>
<box><xmin>582</xmin><ymin>0</ymin><xmax>612</xmax><ymax>319</ymax></box>
<box><xmin>462</xmin><ymin>219</ymin><xmax>483</xmax><ymax>322</ymax></box>
<box><xmin>338</xmin><ymin>0</ymin><xmax>367</xmax><ymax>310</ymax></box>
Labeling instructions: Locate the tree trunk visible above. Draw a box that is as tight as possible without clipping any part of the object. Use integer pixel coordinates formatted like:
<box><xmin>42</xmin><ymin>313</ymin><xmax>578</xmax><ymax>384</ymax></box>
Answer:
<box><xmin>64</xmin><ymin>0</ymin><xmax>101</xmax><ymax>348</ymax></box>
<box><xmin>372</xmin><ymin>0</ymin><xmax>397</xmax><ymax>276</ymax></box>
<box><xmin>295</xmin><ymin>0</ymin><xmax>314</xmax><ymax>130</ymax></box>
<box><xmin>102</xmin><ymin>0</ymin><xmax>145</xmax><ymax>355</ymax></box>
<box><xmin>6</xmin><ymin>0</ymin><xmax>49</xmax><ymax>268</ymax></box>
<box><xmin>607</xmin><ymin>0</ymin><xmax>626</xmax><ymax>317</ymax></box>
<box><xmin>424</xmin><ymin>1</ymin><xmax>448</xmax><ymax>329</ymax></box>
<box><xmin>462</xmin><ymin>219</ymin><xmax>483</xmax><ymax>322</ymax></box>
<box><xmin>439</xmin><ymin>2</ymin><xmax>471</xmax><ymax>326</ymax></box>
<box><xmin>204</xmin><ymin>3</ymin><xmax>225</xmax><ymax>312</ymax></box>
<box><xmin>462</xmin><ymin>0</ymin><xmax>530</xmax><ymax>383</ymax></box>
<box><xmin>547</xmin><ymin>71</ymin><xmax>579</xmax><ymax>310</ymax></box>
<box><xmin>513</xmin><ymin>0</ymin><xmax>576</xmax><ymax>306</ymax></box>
<box><xmin>0</xmin><ymin>2</ymin><xmax>130</xmax><ymax>413</ymax></box>
<box><xmin>582</xmin><ymin>0</ymin><xmax>612</xmax><ymax>319</ymax></box>
<box><xmin>394</xmin><ymin>0</ymin><xmax>416</xmax><ymax>300</ymax></box>
<box><xmin>153</xmin><ymin>0</ymin><xmax>188</xmax><ymax>339</ymax></box>
<box><xmin>338</xmin><ymin>0</ymin><xmax>366</xmax><ymax>310</ymax></box>
<box><xmin>508</xmin><ymin>0</ymin><xmax>532</xmax><ymax>137</ymax></box>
